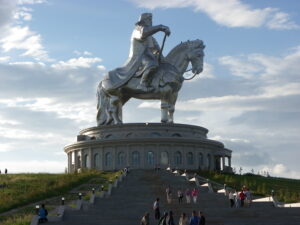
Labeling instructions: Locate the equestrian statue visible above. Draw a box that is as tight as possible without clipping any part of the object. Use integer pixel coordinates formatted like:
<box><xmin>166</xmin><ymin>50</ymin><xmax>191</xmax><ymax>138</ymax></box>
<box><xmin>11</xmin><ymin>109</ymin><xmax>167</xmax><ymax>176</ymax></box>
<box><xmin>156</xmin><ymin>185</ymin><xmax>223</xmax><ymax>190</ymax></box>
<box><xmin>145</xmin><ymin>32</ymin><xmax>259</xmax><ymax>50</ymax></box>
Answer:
<box><xmin>96</xmin><ymin>13</ymin><xmax>205</xmax><ymax>126</ymax></box>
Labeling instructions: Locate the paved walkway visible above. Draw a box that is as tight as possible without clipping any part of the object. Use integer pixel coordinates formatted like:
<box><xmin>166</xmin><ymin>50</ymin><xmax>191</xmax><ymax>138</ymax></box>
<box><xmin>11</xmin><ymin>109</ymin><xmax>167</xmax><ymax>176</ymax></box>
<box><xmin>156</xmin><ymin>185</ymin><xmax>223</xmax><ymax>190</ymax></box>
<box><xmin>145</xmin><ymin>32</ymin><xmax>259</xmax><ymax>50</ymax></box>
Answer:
<box><xmin>51</xmin><ymin>170</ymin><xmax>300</xmax><ymax>225</ymax></box>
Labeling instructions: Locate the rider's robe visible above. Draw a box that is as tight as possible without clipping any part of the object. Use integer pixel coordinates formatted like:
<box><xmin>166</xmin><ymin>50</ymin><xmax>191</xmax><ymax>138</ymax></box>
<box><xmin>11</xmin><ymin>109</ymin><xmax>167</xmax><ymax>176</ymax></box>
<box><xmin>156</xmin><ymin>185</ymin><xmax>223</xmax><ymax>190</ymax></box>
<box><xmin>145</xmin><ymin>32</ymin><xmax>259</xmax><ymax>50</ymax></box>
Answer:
<box><xmin>102</xmin><ymin>25</ymin><xmax>160</xmax><ymax>91</ymax></box>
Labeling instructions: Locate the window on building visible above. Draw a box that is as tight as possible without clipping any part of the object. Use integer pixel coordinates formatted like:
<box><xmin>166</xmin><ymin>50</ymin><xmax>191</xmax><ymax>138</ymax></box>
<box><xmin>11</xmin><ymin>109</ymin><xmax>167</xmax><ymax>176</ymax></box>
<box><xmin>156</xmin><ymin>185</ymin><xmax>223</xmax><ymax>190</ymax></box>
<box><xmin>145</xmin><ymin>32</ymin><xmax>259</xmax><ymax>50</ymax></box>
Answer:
<box><xmin>147</xmin><ymin>151</ymin><xmax>154</xmax><ymax>165</ymax></box>
<box><xmin>118</xmin><ymin>152</ymin><xmax>125</xmax><ymax>166</ymax></box>
<box><xmin>105</xmin><ymin>152</ymin><xmax>112</xmax><ymax>167</ymax></box>
<box><xmin>94</xmin><ymin>153</ymin><xmax>100</xmax><ymax>169</ymax></box>
<box><xmin>174</xmin><ymin>151</ymin><xmax>182</xmax><ymax>165</ymax></box>
<box><xmin>160</xmin><ymin>151</ymin><xmax>169</xmax><ymax>166</ymax></box>
<box><xmin>207</xmin><ymin>154</ymin><xmax>211</xmax><ymax>169</ymax></box>
<box><xmin>132</xmin><ymin>151</ymin><xmax>140</xmax><ymax>166</ymax></box>
<box><xmin>187</xmin><ymin>152</ymin><xmax>193</xmax><ymax>165</ymax></box>
<box><xmin>199</xmin><ymin>153</ymin><xmax>203</xmax><ymax>166</ymax></box>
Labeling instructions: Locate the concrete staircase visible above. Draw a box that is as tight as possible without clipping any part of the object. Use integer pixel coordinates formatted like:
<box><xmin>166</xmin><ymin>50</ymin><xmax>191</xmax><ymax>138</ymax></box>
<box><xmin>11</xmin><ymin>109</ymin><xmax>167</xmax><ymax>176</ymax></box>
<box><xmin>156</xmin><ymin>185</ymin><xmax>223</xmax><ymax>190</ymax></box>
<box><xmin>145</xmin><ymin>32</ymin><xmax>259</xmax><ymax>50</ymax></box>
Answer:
<box><xmin>51</xmin><ymin>170</ymin><xmax>300</xmax><ymax>225</ymax></box>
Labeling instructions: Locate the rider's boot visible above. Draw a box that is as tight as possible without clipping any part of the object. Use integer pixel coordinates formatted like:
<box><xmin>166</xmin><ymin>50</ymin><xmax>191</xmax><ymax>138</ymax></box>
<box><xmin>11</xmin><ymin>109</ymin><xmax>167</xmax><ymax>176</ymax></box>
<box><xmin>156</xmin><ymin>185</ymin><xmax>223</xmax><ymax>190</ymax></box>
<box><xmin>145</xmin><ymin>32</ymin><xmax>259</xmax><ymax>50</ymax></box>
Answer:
<box><xmin>137</xmin><ymin>67</ymin><xmax>155</xmax><ymax>92</ymax></box>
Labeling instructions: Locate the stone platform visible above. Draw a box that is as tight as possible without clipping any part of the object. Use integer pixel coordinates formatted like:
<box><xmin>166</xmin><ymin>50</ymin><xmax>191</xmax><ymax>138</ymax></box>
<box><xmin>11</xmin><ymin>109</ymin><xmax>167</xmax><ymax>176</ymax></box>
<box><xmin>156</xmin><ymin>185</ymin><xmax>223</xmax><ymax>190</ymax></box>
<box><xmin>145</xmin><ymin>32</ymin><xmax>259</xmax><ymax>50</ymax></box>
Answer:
<box><xmin>65</xmin><ymin>123</ymin><xmax>232</xmax><ymax>172</ymax></box>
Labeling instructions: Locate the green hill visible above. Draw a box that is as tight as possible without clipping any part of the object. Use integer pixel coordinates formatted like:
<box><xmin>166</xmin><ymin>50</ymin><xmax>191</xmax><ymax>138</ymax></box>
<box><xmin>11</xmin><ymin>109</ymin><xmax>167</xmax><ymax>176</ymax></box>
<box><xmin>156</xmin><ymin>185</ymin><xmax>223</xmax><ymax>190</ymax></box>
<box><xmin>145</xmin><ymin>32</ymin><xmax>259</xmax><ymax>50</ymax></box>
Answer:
<box><xmin>197</xmin><ymin>171</ymin><xmax>300</xmax><ymax>203</ymax></box>
<box><xmin>0</xmin><ymin>170</ymin><xmax>120</xmax><ymax>214</ymax></box>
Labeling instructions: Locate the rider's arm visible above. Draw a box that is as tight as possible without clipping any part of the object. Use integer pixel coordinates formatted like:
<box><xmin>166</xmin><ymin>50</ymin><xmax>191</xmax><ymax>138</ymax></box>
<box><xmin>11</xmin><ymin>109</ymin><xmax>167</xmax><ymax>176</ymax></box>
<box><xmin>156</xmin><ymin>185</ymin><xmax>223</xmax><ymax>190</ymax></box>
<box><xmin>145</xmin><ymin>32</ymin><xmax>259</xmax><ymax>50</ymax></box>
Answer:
<box><xmin>133</xmin><ymin>25</ymin><xmax>170</xmax><ymax>41</ymax></box>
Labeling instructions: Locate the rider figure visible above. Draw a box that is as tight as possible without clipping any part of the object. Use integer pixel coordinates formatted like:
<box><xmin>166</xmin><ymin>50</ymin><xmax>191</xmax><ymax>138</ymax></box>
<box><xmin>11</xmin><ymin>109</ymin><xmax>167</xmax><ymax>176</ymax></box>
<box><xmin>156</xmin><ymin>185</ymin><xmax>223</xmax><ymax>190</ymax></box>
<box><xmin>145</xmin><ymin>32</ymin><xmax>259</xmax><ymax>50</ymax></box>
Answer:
<box><xmin>130</xmin><ymin>13</ymin><xmax>171</xmax><ymax>92</ymax></box>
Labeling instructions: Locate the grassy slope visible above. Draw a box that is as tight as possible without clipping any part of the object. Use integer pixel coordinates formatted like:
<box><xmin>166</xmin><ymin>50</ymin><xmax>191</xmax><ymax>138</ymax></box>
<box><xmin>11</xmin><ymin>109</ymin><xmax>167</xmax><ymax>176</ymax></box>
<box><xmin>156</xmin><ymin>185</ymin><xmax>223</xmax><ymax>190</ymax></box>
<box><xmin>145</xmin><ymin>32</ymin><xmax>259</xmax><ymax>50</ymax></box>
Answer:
<box><xmin>0</xmin><ymin>170</ymin><xmax>121</xmax><ymax>225</ymax></box>
<box><xmin>198</xmin><ymin>171</ymin><xmax>300</xmax><ymax>203</ymax></box>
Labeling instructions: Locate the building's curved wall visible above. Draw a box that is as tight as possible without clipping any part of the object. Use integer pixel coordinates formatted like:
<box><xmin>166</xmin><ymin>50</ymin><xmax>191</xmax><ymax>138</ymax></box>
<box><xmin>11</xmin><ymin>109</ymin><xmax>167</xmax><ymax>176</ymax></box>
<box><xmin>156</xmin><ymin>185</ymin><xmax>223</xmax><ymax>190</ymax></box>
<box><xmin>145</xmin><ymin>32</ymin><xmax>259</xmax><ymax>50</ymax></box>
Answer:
<box><xmin>65</xmin><ymin>123</ymin><xmax>232</xmax><ymax>172</ymax></box>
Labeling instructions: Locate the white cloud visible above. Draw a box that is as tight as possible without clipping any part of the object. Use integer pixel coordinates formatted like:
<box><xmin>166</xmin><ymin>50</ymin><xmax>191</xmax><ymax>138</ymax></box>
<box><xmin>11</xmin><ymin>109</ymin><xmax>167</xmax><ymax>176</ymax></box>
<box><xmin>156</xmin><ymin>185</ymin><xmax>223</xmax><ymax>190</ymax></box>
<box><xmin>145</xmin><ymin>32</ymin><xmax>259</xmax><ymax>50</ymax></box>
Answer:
<box><xmin>0</xmin><ymin>26</ymin><xmax>49</xmax><ymax>60</ymax></box>
<box><xmin>0</xmin><ymin>56</ymin><xmax>10</xmax><ymax>62</ymax></box>
<box><xmin>9</xmin><ymin>61</ymin><xmax>45</xmax><ymax>66</ymax></box>
<box><xmin>97</xmin><ymin>65</ymin><xmax>106</xmax><ymax>71</ymax></box>
<box><xmin>0</xmin><ymin>0</ymin><xmax>49</xmax><ymax>60</ymax></box>
<box><xmin>262</xmin><ymin>164</ymin><xmax>300</xmax><ymax>179</ymax></box>
<box><xmin>73</xmin><ymin>50</ymin><xmax>93</xmax><ymax>56</ymax></box>
<box><xmin>0</xmin><ymin>143</ymin><xmax>13</xmax><ymax>152</ymax></box>
<box><xmin>14</xmin><ymin>6</ymin><xmax>32</xmax><ymax>21</ymax></box>
<box><xmin>51</xmin><ymin>57</ymin><xmax>102</xmax><ymax>70</ymax></box>
<box><xmin>130</xmin><ymin>0</ymin><xmax>299</xmax><ymax>30</ymax></box>
<box><xmin>0</xmin><ymin>0</ymin><xmax>17</xmax><ymax>29</ymax></box>
<box><xmin>219</xmin><ymin>55</ymin><xmax>263</xmax><ymax>79</ymax></box>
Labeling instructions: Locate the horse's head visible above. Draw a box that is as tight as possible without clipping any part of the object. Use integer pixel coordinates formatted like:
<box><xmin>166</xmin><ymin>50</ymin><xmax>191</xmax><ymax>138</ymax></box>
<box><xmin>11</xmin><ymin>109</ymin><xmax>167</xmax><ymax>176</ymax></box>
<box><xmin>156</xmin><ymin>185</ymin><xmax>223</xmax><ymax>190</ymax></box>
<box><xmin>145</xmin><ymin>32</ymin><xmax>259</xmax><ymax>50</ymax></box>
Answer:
<box><xmin>186</xmin><ymin>40</ymin><xmax>205</xmax><ymax>75</ymax></box>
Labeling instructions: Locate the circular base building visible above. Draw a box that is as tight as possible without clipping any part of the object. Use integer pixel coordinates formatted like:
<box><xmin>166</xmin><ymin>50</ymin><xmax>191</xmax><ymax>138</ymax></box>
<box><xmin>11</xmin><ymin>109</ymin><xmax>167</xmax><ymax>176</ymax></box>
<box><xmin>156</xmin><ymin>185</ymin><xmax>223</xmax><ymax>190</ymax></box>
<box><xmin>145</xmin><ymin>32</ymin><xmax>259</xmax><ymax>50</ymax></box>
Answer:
<box><xmin>65</xmin><ymin>123</ymin><xmax>233</xmax><ymax>173</ymax></box>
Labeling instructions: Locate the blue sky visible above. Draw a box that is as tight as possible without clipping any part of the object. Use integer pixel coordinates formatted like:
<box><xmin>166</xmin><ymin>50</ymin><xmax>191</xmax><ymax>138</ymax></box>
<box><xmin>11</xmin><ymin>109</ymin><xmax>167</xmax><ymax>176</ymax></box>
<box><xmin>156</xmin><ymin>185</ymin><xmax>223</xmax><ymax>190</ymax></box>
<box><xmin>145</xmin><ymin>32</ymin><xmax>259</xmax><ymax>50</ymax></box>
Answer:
<box><xmin>0</xmin><ymin>0</ymin><xmax>300</xmax><ymax>178</ymax></box>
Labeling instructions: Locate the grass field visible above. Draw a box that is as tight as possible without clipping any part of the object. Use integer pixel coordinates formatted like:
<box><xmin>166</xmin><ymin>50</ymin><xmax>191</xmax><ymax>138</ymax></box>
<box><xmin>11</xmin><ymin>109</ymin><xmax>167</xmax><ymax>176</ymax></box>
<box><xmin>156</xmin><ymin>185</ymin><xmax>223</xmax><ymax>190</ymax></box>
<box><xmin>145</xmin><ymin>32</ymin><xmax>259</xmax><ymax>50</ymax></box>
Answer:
<box><xmin>198</xmin><ymin>170</ymin><xmax>300</xmax><ymax>203</ymax></box>
<box><xmin>0</xmin><ymin>170</ymin><xmax>121</xmax><ymax>225</ymax></box>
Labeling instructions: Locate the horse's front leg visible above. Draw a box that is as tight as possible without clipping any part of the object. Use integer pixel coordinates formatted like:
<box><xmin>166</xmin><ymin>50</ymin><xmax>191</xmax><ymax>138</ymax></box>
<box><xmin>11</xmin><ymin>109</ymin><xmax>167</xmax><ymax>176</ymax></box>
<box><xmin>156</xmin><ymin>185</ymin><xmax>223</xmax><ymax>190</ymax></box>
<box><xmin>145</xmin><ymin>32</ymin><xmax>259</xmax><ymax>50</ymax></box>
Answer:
<box><xmin>168</xmin><ymin>105</ymin><xmax>175</xmax><ymax>123</ymax></box>
<box><xmin>109</xmin><ymin>95</ymin><xmax>122</xmax><ymax>124</ymax></box>
<box><xmin>161</xmin><ymin>100</ymin><xmax>169</xmax><ymax>123</ymax></box>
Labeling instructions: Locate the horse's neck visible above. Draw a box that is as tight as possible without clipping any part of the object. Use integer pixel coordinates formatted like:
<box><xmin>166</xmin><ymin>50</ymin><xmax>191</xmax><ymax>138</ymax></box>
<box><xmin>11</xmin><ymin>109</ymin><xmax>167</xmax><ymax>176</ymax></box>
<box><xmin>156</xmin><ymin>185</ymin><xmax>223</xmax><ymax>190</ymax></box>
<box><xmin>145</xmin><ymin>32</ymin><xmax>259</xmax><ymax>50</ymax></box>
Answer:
<box><xmin>166</xmin><ymin>51</ymin><xmax>189</xmax><ymax>75</ymax></box>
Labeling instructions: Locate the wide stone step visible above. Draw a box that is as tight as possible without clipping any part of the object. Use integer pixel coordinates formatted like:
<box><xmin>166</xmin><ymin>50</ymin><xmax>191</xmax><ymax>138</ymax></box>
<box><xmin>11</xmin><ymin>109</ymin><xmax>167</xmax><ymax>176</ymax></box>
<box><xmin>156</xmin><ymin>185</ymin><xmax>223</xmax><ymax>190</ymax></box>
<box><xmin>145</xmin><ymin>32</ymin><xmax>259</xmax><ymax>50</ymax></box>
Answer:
<box><xmin>50</xmin><ymin>170</ymin><xmax>300</xmax><ymax>225</ymax></box>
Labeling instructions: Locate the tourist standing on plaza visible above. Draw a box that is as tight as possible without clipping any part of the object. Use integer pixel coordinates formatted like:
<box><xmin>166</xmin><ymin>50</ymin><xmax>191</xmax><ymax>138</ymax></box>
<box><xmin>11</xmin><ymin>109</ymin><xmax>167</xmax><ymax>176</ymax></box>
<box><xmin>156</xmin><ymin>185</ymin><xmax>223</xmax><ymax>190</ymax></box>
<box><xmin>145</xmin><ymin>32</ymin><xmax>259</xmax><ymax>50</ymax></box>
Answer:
<box><xmin>239</xmin><ymin>190</ymin><xmax>246</xmax><ymax>207</ymax></box>
<box><xmin>199</xmin><ymin>211</ymin><xmax>206</xmax><ymax>225</ymax></box>
<box><xmin>178</xmin><ymin>189</ymin><xmax>183</xmax><ymax>204</ymax></box>
<box><xmin>140</xmin><ymin>212</ymin><xmax>150</xmax><ymax>225</ymax></box>
<box><xmin>189</xmin><ymin>210</ymin><xmax>199</xmax><ymax>225</ymax></box>
<box><xmin>245</xmin><ymin>188</ymin><xmax>252</xmax><ymax>207</ymax></box>
<box><xmin>228</xmin><ymin>190</ymin><xmax>235</xmax><ymax>208</ymax></box>
<box><xmin>179</xmin><ymin>212</ymin><xmax>188</xmax><ymax>225</ymax></box>
<box><xmin>158</xmin><ymin>212</ymin><xmax>168</xmax><ymax>225</ymax></box>
<box><xmin>185</xmin><ymin>188</ymin><xmax>191</xmax><ymax>203</ymax></box>
<box><xmin>191</xmin><ymin>188</ymin><xmax>199</xmax><ymax>204</ymax></box>
<box><xmin>153</xmin><ymin>198</ymin><xmax>160</xmax><ymax>220</ymax></box>
<box><xmin>234</xmin><ymin>189</ymin><xmax>240</xmax><ymax>208</ymax></box>
<box><xmin>166</xmin><ymin>185</ymin><xmax>172</xmax><ymax>203</ymax></box>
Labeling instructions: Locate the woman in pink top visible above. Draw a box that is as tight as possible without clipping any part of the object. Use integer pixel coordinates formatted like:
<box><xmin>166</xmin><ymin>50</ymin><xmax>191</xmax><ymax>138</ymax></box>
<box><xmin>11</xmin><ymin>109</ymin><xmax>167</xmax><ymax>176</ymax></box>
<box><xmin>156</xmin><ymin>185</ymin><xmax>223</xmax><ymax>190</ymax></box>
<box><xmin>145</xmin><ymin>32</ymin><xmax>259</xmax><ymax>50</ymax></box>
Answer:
<box><xmin>191</xmin><ymin>188</ymin><xmax>199</xmax><ymax>204</ymax></box>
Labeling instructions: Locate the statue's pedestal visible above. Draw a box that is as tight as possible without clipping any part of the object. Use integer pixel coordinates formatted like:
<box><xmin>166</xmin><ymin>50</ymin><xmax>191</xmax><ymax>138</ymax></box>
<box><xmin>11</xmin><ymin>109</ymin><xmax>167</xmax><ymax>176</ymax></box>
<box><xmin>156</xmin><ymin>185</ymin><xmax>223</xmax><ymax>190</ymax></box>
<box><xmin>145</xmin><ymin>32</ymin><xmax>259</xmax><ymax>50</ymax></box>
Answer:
<box><xmin>64</xmin><ymin>123</ymin><xmax>232</xmax><ymax>172</ymax></box>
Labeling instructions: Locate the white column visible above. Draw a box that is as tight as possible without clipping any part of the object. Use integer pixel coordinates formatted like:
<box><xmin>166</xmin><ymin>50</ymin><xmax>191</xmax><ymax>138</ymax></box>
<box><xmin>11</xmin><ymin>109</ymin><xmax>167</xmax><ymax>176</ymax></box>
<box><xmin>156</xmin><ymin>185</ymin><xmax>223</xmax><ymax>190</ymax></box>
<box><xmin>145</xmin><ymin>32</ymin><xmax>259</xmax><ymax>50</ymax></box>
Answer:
<box><xmin>222</xmin><ymin>155</ymin><xmax>225</xmax><ymax>170</ymax></box>
<box><xmin>67</xmin><ymin>152</ymin><xmax>71</xmax><ymax>173</ymax></box>
<box><xmin>74</xmin><ymin>150</ymin><xmax>78</xmax><ymax>171</ymax></box>
<box><xmin>88</xmin><ymin>148</ymin><xmax>92</xmax><ymax>169</ymax></box>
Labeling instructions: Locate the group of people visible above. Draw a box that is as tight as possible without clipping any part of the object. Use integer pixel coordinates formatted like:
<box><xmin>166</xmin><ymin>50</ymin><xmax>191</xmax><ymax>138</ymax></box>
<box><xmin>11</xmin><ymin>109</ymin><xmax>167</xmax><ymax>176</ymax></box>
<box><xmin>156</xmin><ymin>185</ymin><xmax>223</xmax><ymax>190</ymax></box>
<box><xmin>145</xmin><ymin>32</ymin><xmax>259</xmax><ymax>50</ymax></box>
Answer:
<box><xmin>141</xmin><ymin>207</ymin><xmax>205</xmax><ymax>225</ymax></box>
<box><xmin>145</xmin><ymin>188</ymin><xmax>205</xmax><ymax>225</ymax></box>
<box><xmin>228</xmin><ymin>186</ymin><xmax>252</xmax><ymax>208</ymax></box>
<box><xmin>0</xmin><ymin>168</ymin><xmax>8</xmax><ymax>174</ymax></box>
<box><xmin>166</xmin><ymin>186</ymin><xmax>199</xmax><ymax>204</ymax></box>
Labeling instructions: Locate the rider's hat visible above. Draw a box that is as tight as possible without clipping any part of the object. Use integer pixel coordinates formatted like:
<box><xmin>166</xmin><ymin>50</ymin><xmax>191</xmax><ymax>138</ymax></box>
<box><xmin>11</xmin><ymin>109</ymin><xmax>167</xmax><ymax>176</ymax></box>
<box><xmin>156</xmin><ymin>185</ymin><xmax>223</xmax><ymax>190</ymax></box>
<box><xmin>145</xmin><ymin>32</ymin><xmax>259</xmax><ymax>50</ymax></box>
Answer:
<box><xmin>136</xmin><ymin>13</ymin><xmax>152</xmax><ymax>25</ymax></box>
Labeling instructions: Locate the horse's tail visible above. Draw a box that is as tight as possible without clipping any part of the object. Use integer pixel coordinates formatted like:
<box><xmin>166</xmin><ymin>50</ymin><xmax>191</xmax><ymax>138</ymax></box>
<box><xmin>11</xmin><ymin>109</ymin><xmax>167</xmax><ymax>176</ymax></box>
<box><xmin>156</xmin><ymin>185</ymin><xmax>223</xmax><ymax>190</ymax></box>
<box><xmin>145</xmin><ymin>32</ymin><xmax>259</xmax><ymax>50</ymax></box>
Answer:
<box><xmin>96</xmin><ymin>82</ymin><xmax>109</xmax><ymax>126</ymax></box>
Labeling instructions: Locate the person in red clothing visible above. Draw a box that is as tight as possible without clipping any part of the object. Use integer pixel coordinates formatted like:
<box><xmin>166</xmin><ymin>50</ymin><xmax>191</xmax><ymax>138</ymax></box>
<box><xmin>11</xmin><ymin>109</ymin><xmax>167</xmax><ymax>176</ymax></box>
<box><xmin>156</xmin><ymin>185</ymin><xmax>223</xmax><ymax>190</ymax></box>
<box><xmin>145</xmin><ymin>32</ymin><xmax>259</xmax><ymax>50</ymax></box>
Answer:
<box><xmin>191</xmin><ymin>188</ymin><xmax>199</xmax><ymax>204</ymax></box>
<box><xmin>239</xmin><ymin>190</ymin><xmax>246</xmax><ymax>207</ymax></box>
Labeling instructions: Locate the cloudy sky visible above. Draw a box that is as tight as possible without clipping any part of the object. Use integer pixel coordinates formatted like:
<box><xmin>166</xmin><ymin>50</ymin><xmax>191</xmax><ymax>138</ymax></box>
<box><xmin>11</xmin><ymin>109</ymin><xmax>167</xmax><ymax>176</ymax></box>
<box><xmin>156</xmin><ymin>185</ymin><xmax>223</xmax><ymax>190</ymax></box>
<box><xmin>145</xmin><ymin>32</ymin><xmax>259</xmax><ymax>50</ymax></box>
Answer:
<box><xmin>0</xmin><ymin>0</ymin><xmax>299</xmax><ymax>178</ymax></box>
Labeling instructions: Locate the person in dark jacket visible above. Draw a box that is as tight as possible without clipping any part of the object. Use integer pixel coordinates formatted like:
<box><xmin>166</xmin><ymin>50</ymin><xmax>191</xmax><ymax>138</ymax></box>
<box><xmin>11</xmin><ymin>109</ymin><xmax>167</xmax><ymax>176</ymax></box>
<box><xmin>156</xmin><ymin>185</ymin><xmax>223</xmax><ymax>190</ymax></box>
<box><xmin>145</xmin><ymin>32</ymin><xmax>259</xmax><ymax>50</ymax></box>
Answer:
<box><xmin>199</xmin><ymin>211</ymin><xmax>206</xmax><ymax>225</ymax></box>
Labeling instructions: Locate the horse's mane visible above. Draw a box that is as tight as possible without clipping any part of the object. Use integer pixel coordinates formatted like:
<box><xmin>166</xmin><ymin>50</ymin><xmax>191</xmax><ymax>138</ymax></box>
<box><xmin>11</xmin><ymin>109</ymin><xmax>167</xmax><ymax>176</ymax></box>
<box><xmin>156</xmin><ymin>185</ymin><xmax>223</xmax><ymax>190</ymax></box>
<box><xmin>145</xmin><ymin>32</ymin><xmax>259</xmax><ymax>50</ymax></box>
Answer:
<box><xmin>166</xmin><ymin>39</ymin><xmax>204</xmax><ymax>61</ymax></box>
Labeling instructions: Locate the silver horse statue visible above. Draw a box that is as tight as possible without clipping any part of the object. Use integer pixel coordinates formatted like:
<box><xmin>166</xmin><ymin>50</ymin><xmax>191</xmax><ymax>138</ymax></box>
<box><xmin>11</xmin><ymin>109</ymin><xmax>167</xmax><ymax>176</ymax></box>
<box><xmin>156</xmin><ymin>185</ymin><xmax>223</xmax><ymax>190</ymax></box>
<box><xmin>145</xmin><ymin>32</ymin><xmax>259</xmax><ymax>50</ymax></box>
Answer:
<box><xmin>97</xmin><ymin>39</ymin><xmax>205</xmax><ymax>125</ymax></box>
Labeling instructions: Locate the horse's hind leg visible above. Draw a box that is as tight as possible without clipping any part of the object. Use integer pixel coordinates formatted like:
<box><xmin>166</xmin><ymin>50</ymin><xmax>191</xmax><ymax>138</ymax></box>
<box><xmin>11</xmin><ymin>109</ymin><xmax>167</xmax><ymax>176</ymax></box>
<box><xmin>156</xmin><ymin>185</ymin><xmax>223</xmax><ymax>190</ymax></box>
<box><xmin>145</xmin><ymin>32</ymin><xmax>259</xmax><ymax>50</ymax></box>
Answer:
<box><xmin>168</xmin><ymin>93</ymin><xmax>178</xmax><ymax>123</ymax></box>
<box><xmin>108</xmin><ymin>95</ymin><xmax>122</xmax><ymax>124</ymax></box>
